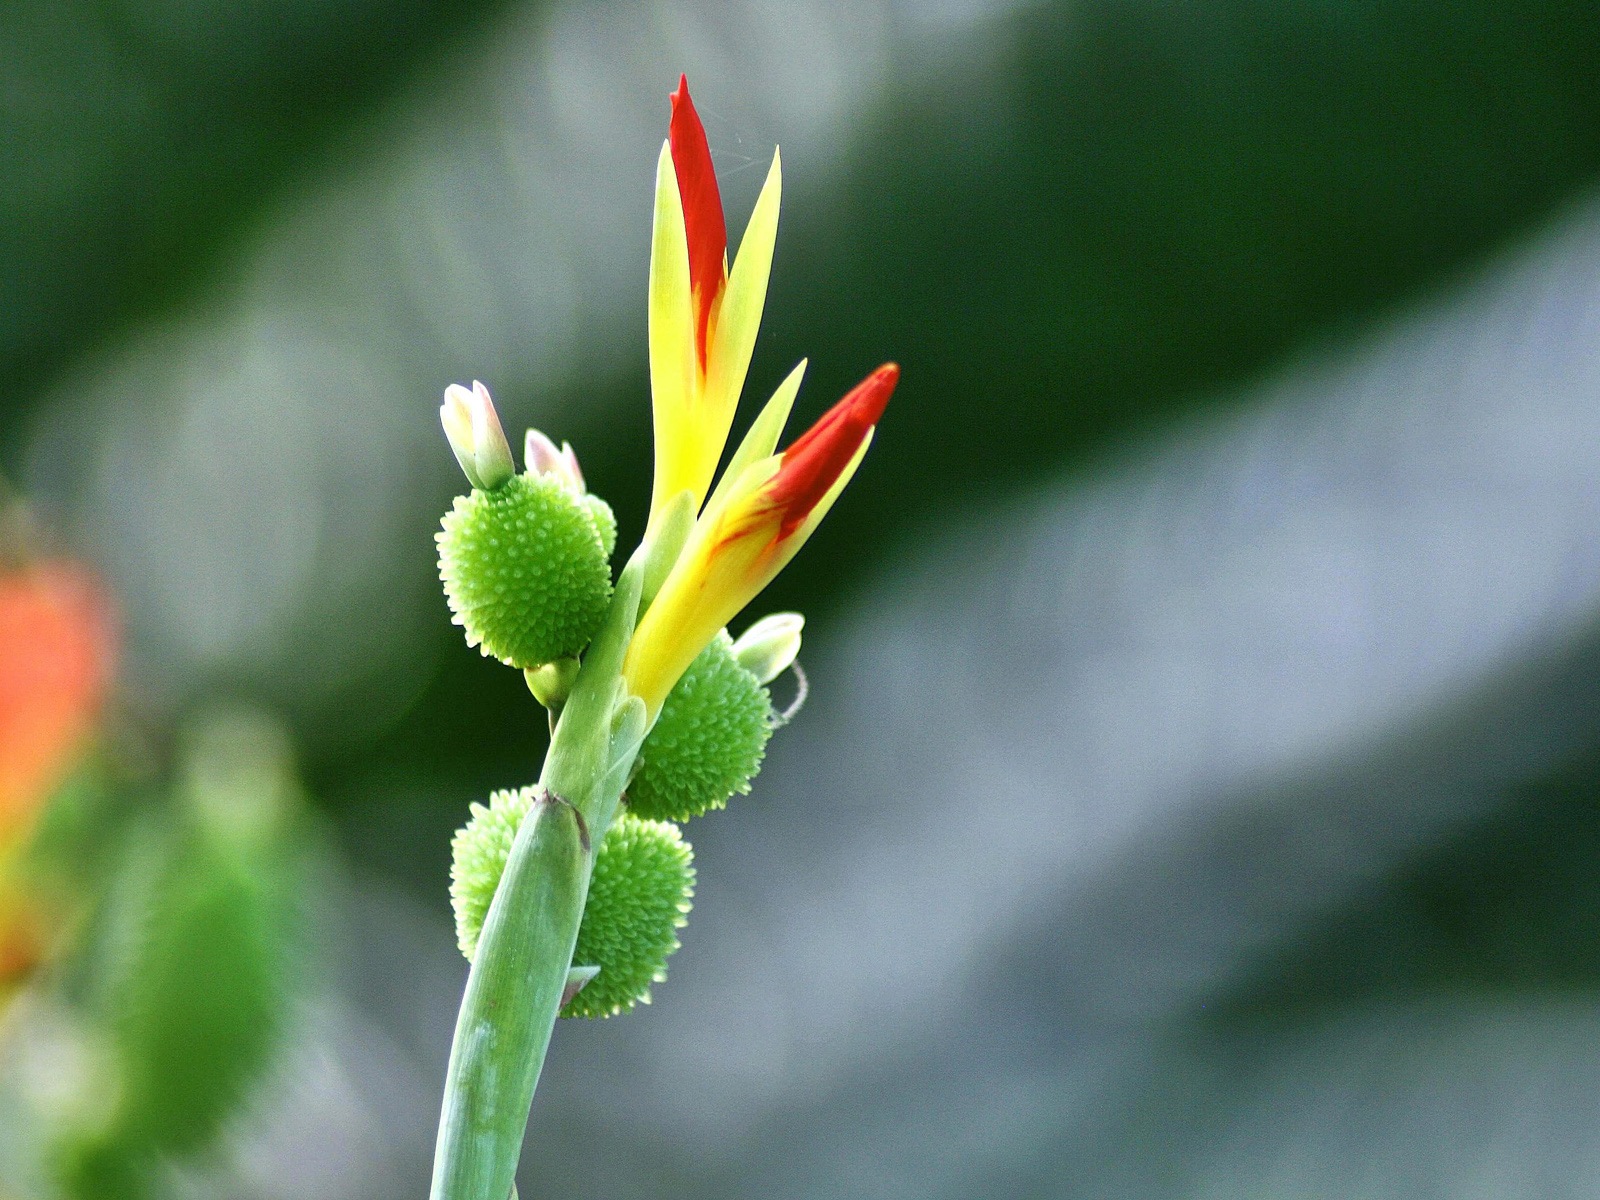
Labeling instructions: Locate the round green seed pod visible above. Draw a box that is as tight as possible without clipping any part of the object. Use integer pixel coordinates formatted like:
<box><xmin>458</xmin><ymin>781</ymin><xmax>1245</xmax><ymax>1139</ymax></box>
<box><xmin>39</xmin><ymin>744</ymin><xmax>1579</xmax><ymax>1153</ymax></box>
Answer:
<box><xmin>628</xmin><ymin>632</ymin><xmax>773</xmax><ymax>822</ymax></box>
<box><xmin>584</xmin><ymin>493</ymin><xmax>617</xmax><ymax>561</ymax></box>
<box><xmin>437</xmin><ymin>474</ymin><xmax>612</xmax><ymax>668</ymax></box>
<box><xmin>449</xmin><ymin>785</ymin><xmax>537</xmax><ymax>961</ymax></box>
<box><xmin>564</xmin><ymin>813</ymin><xmax>695</xmax><ymax>1019</ymax></box>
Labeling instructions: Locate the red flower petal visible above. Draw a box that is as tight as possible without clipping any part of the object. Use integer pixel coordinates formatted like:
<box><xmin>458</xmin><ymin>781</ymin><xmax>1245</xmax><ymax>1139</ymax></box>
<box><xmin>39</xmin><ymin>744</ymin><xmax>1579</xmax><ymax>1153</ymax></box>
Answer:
<box><xmin>770</xmin><ymin>364</ymin><xmax>899</xmax><ymax>538</ymax></box>
<box><xmin>669</xmin><ymin>75</ymin><xmax>728</xmax><ymax>373</ymax></box>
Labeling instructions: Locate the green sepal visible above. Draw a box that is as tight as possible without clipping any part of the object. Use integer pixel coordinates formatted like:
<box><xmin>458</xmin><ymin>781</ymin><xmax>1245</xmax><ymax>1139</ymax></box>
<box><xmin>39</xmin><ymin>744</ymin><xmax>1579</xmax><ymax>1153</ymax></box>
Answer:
<box><xmin>628</xmin><ymin>632</ymin><xmax>772</xmax><ymax>822</ymax></box>
<box><xmin>563</xmin><ymin>813</ymin><xmax>694</xmax><ymax>1019</ymax></box>
<box><xmin>437</xmin><ymin>473</ymin><xmax>613</xmax><ymax>669</ymax></box>
<box><xmin>639</xmin><ymin>489</ymin><xmax>695</xmax><ymax>611</ymax></box>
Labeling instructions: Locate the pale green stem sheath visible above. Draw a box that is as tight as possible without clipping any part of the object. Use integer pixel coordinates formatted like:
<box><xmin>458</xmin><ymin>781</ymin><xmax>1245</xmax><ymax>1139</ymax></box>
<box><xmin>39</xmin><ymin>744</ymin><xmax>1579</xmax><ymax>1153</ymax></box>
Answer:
<box><xmin>430</xmin><ymin>560</ymin><xmax>646</xmax><ymax>1199</ymax></box>
<box><xmin>429</xmin><ymin>791</ymin><xmax>588</xmax><ymax>1200</ymax></box>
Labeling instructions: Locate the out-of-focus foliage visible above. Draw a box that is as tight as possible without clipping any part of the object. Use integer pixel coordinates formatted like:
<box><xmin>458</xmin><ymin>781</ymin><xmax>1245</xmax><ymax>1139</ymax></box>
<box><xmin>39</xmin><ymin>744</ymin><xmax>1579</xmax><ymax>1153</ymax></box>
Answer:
<box><xmin>10</xmin><ymin>0</ymin><xmax>1600</xmax><ymax>1195</ymax></box>
<box><xmin>0</xmin><ymin>688</ymin><xmax>313</xmax><ymax>1197</ymax></box>
<box><xmin>52</xmin><ymin>714</ymin><xmax>308</xmax><ymax>1200</ymax></box>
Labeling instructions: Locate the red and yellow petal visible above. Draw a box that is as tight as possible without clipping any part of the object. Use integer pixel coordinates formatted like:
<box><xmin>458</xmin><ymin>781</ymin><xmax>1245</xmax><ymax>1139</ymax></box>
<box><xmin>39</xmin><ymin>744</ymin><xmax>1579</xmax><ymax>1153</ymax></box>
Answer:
<box><xmin>669</xmin><ymin>75</ymin><xmax>728</xmax><ymax>372</ymax></box>
<box><xmin>625</xmin><ymin>365</ymin><xmax>898</xmax><ymax>717</ymax></box>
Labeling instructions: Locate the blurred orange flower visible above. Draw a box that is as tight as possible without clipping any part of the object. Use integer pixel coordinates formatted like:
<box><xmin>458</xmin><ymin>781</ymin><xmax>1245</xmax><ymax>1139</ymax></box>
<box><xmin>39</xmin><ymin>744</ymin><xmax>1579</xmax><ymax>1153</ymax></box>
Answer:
<box><xmin>0</xmin><ymin>561</ymin><xmax>115</xmax><ymax>987</ymax></box>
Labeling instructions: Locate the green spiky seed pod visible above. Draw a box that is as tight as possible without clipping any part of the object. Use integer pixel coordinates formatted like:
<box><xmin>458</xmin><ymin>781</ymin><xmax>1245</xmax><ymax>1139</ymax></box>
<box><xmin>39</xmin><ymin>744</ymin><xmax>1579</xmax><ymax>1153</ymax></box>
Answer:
<box><xmin>450</xmin><ymin>792</ymin><xmax>694</xmax><ymax>1018</ymax></box>
<box><xmin>450</xmin><ymin>785</ymin><xmax>536</xmax><ymax>961</ymax></box>
<box><xmin>437</xmin><ymin>474</ymin><xmax>612</xmax><ymax>669</ymax></box>
<box><xmin>564</xmin><ymin>813</ymin><xmax>694</xmax><ymax>1019</ymax></box>
<box><xmin>584</xmin><ymin>493</ymin><xmax>617</xmax><ymax>561</ymax></box>
<box><xmin>628</xmin><ymin>632</ymin><xmax>772</xmax><ymax>822</ymax></box>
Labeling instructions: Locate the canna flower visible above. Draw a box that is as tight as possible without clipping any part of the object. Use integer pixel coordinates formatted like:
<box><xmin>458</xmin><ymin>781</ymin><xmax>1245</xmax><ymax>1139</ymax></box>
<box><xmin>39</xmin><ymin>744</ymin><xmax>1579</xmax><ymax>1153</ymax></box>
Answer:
<box><xmin>624</xmin><ymin>363</ymin><xmax>898</xmax><ymax>717</ymax></box>
<box><xmin>647</xmin><ymin>76</ymin><xmax>782</xmax><ymax>531</ymax></box>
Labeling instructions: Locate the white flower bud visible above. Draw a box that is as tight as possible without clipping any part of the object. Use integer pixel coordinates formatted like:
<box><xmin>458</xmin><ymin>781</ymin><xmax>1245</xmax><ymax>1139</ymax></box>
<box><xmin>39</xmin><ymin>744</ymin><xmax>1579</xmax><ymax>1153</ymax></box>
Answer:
<box><xmin>440</xmin><ymin>381</ymin><xmax>514</xmax><ymax>490</ymax></box>
<box><xmin>560</xmin><ymin>441</ymin><xmax>585</xmax><ymax>491</ymax></box>
<box><xmin>524</xmin><ymin>428</ymin><xmax>585</xmax><ymax>492</ymax></box>
<box><xmin>730</xmin><ymin>612</ymin><xmax>804</xmax><ymax>684</ymax></box>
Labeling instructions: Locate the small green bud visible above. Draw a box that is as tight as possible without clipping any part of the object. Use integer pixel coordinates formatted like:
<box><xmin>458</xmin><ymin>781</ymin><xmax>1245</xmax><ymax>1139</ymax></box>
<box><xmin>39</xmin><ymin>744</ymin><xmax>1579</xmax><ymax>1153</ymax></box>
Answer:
<box><xmin>437</xmin><ymin>473</ymin><xmax>613</xmax><ymax>668</ymax></box>
<box><xmin>628</xmin><ymin>632</ymin><xmax>772</xmax><ymax>822</ymax></box>
<box><xmin>440</xmin><ymin>381</ymin><xmax>515</xmax><ymax>491</ymax></box>
<box><xmin>730</xmin><ymin>612</ymin><xmax>804</xmax><ymax>683</ymax></box>
<box><xmin>563</xmin><ymin>813</ymin><xmax>695</xmax><ymax>1019</ymax></box>
<box><xmin>525</xmin><ymin>658</ymin><xmax>581</xmax><ymax>709</ymax></box>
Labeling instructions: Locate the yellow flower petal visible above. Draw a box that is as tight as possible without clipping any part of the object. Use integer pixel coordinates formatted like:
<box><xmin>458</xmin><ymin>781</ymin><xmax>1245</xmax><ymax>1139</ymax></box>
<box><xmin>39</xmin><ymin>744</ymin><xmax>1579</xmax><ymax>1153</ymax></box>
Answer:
<box><xmin>703</xmin><ymin>358</ymin><xmax>804</xmax><ymax>515</ymax></box>
<box><xmin>648</xmin><ymin>138</ymin><xmax>698</xmax><ymax>531</ymax></box>
<box><xmin>624</xmin><ymin>457</ymin><xmax>782</xmax><ymax>718</ymax></box>
<box><xmin>701</xmin><ymin>149</ymin><xmax>782</xmax><ymax>451</ymax></box>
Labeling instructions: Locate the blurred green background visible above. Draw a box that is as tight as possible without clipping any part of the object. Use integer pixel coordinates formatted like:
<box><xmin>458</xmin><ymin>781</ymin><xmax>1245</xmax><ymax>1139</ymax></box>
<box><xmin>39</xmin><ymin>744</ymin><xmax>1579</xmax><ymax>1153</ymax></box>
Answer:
<box><xmin>8</xmin><ymin>0</ymin><xmax>1600</xmax><ymax>1195</ymax></box>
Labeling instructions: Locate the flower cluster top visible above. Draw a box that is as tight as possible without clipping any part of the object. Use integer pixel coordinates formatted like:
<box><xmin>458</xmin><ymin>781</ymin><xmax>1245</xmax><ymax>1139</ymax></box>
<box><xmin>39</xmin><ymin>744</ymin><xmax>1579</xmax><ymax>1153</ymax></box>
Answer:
<box><xmin>436</xmin><ymin>75</ymin><xmax>897</xmax><ymax>1017</ymax></box>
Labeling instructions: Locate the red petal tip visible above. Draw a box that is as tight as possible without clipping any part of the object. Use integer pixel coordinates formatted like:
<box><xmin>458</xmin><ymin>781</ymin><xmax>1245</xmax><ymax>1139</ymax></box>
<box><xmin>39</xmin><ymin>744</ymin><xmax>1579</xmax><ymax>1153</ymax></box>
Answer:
<box><xmin>768</xmin><ymin>363</ymin><xmax>899</xmax><ymax>538</ymax></box>
<box><xmin>855</xmin><ymin>363</ymin><xmax>900</xmax><ymax>425</ymax></box>
<box><xmin>668</xmin><ymin>74</ymin><xmax>728</xmax><ymax>370</ymax></box>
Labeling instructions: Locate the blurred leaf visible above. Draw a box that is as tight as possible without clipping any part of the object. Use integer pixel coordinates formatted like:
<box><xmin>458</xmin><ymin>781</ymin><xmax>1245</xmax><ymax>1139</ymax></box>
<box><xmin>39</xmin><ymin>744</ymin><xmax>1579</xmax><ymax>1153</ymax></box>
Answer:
<box><xmin>53</xmin><ymin>714</ymin><xmax>311</xmax><ymax>1199</ymax></box>
<box><xmin>0</xmin><ymin>0</ymin><xmax>525</xmax><ymax>431</ymax></box>
<box><xmin>1227</xmin><ymin>743</ymin><xmax>1600</xmax><ymax>1015</ymax></box>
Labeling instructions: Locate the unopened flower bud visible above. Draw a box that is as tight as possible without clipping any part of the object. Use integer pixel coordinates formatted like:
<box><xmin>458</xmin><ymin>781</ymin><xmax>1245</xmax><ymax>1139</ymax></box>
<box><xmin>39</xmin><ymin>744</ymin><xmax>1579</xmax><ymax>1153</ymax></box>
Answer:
<box><xmin>450</xmin><ymin>789</ymin><xmax>694</xmax><ymax>1018</ymax></box>
<box><xmin>564</xmin><ymin>813</ymin><xmax>694</xmax><ymax>1018</ymax></box>
<box><xmin>561</xmin><ymin>442</ymin><xmax>585</xmax><ymax>491</ymax></box>
<box><xmin>436</xmin><ymin>474</ymin><xmax>613</xmax><ymax>668</ymax></box>
<box><xmin>731</xmin><ymin>612</ymin><xmax>804</xmax><ymax>684</ymax></box>
<box><xmin>524</xmin><ymin>428</ymin><xmax>585</xmax><ymax>494</ymax></box>
<box><xmin>441</xmin><ymin>381</ymin><xmax>515</xmax><ymax>491</ymax></box>
<box><xmin>525</xmin><ymin>658</ymin><xmax>580</xmax><ymax>709</ymax></box>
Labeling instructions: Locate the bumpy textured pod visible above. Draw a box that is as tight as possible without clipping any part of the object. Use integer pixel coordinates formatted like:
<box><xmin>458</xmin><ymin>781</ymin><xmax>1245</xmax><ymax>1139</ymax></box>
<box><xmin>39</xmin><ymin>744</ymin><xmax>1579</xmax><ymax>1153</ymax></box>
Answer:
<box><xmin>437</xmin><ymin>474</ymin><xmax>613</xmax><ymax>669</ymax></box>
<box><xmin>564</xmin><ymin>812</ymin><xmax>694</xmax><ymax>1018</ymax></box>
<box><xmin>584</xmin><ymin>493</ymin><xmax>618</xmax><ymax>562</ymax></box>
<box><xmin>449</xmin><ymin>785</ymin><xmax>537</xmax><ymax>961</ymax></box>
<box><xmin>627</xmin><ymin>632</ymin><xmax>772</xmax><ymax>822</ymax></box>
<box><xmin>450</xmin><ymin>790</ymin><xmax>694</xmax><ymax>1019</ymax></box>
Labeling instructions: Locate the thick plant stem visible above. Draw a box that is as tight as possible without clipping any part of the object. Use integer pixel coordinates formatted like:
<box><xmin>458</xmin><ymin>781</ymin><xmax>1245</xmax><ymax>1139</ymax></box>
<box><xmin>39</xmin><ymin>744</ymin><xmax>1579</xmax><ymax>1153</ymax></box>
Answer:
<box><xmin>429</xmin><ymin>793</ymin><xmax>589</xmax><ymax>1200</ymax></box>
<box><xmin>429</xmin><ymin>561</ymin><xmax>647</xmax><ymax>1200</ymax></box>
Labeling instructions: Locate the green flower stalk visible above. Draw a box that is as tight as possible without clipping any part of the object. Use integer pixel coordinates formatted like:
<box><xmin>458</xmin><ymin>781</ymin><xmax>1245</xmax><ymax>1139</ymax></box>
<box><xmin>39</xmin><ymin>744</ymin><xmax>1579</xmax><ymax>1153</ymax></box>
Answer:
<box><xmin>429</xmin><ymin>73</ymin><xmax>899</xmax><ymax>1198</ymax></box>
